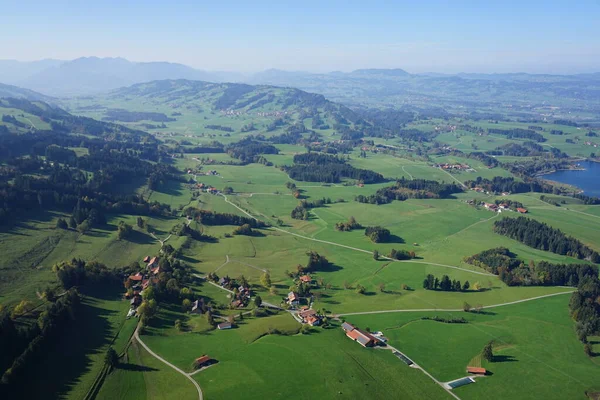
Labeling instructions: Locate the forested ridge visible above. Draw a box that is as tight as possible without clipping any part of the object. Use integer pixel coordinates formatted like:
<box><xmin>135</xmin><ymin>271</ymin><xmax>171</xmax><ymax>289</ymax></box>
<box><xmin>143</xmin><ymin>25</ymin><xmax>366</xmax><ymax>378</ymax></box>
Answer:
<box><xmin>285</xmin><ymin>152</ymin><xmax>384</xmax><ymax>184</ymax></box>
<box><xmin>494</xmin><ymin>217</ymin><xmax>600</xmax><ymax>262</ymax></box>
<box><xmin>464</xmin><ymin>247</ymin><xmax>597</xmax><ymax>286</ymax></box>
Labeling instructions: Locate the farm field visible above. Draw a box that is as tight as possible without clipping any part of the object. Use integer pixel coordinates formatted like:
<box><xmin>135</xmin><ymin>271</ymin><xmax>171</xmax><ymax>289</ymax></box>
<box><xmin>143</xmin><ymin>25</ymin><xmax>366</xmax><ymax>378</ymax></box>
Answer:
<box><xmin>137</xmin><ymin>310</ymin><xmax>451</xmax><ymax>400</ymax></box>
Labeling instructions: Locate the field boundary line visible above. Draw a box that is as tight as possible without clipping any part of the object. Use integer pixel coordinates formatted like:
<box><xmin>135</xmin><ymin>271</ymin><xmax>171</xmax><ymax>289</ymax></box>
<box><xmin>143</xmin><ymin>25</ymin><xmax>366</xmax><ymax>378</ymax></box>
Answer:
<box><xmin>134</xmin><ymin>327</ymin><xmax>203</xmax><ymax>400</ymax></box>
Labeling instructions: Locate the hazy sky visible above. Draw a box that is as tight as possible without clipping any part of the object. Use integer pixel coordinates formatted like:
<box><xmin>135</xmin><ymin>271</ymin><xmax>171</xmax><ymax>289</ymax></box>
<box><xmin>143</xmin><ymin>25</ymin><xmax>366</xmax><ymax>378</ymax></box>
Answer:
<box><xmin>2</xmin><ymin>0</ymin><xmax>599</xmax><ymax>73</ymax></box>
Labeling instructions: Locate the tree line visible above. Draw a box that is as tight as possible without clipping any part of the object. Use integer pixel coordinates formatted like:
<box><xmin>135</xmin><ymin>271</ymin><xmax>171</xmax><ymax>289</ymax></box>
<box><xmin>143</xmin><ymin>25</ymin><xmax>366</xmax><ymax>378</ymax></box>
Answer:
<box><xmin>0</xmin><ymin>289</ymin><xmax>81</xmax><ymax>391</ymax></box>
<box><xmin>569</xmin><ymin>275</ymin><xmax>600</xmax><ymax>354</ymax></box>
<box><xmin>488</xmin><ymin>127</ymin><xmax>546</xmax><ymax>142</ymax></box>
<box><xmin>464</xmin><ymin>247</ymin><xmax>598</xmax><ymax>286</ymax></box>
<box><xmin>494</xmin><ymin>216</ymin><xmax>600</xmax><ymax>262</ymax></box>
<box><xmin>356</xmin><ymin>178</ymin><xmax>463</xmax><ymax>204</ymax></box>
<box><xmin>464</xmin><ymin>176</ymin><xmax>554</xmax><ymax>194</ymax></box>
<box><xmin>184</xmin><ymin>208</ymin><xmax>267</xmax><ymax>228</ymax></box>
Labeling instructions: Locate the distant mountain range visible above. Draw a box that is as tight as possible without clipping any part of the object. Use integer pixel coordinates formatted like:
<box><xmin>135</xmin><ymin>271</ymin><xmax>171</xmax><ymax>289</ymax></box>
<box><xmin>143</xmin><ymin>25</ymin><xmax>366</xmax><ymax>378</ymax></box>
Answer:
<box><xmin>1</xmin><ymin>57</ymin><xmax>600</xmax><ymax>120</ymax></box>
<box><xmin>0</xmin><ymin>82</ymin><xmax>54</xmax><ymax>102</ymax></box>
<box><xmin>0</xmin><ymin>57</ymin><xmax>242</xmax><ymax>97</ymax></box>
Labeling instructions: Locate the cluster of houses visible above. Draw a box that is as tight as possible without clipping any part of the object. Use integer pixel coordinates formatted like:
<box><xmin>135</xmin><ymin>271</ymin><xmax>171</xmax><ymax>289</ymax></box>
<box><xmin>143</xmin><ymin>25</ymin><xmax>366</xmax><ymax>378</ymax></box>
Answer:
<box><xmin>297</xmin><ymin>307</ymin><xmax>323</xmax><ymax>326</ymax></box>
<box><xmin>435</xmin><ymin>163</ymin><xmax>474</xmax><ymax>172</ymax></box>
<box><xmin>218</xmin><ymin>276</ymin><xmax>252</xmax><ymax>308</ymax></box>
<box><xmin>434</xmin><ymin>125</ymin><xmax>457</xmax><ymax>133</ymax></box>
<box><xmin>125</xmin><ymin>256</ymin><xmax>163</xmax><ymax>314</ymax></box>
<box><xmin>195</xmin><ymin>182</ymin><xmax>219</xmax><ymax>194</ymax></box>
<box><xmin>255</xmin><ymin>111</ymin><xmax>288</xmax><ymax>117</ymax></box>
<box><xmin>481</xmin><ymin>202</ymin><xmax>527</xmax><ymax>214</ymax></box>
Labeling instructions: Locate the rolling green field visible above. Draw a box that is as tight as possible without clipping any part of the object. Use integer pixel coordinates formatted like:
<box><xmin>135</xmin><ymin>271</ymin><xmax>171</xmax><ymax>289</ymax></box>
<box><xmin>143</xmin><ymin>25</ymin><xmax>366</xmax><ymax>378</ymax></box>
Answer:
<box><xmin>348</xmin><ymin>295</ymin><xmax>600</xmax><ymax>400</ymax></box>
<box><xmin>136</xmin><ymin>310</ymin><xmax>451</xmax><ymax>400</ymax></box>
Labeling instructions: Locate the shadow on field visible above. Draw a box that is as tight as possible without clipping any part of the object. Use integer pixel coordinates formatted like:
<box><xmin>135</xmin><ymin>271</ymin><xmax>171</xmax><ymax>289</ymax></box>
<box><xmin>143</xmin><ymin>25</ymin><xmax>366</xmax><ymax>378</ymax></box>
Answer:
<box><xmin>493</xmin><ymin>354</ymin><xmax>518</xmax><ymax>363</ymax></box>
<box><xmin>387</xmin><ymin>234</ymin><xmax>405</xmax><ymax>244</ymax></box>
<box><xmin>155</xmin><ymin>181</ymin><xmax>183</xmax><ymax>197</ymax></box>
<box><xmin>179</xmin><ymin>254</ymin><xmax>201</xmax><ymax>264</ymax></box>
<box><xmin>126</xmin><ymin>230</ymin><xmax>155</xmax><ymax>245</ymax></box>
<box><xmin>118</xmin><ymin>363</ymin><xmax>159</xmax><ymax>372</ymax></box>
<box><xmin>14</xmin><ymin>284</ymin><xmax>124</xmax><ymax>400</ymax></box>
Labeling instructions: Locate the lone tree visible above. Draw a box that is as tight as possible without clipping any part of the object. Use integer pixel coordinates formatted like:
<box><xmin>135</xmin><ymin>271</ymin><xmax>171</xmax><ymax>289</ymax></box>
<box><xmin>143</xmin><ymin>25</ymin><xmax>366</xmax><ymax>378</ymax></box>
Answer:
<box><xmin>373</xmin><ymin>249</ymin><xmax>379</xmax><ymax>260</ymax></box>
<box><xmin>482</xmin><ymin>341</ymin><xmax>494</xmax><ymax>362</ymax></box>
<box><xmin>260</xmin><ymin>272</ymin><xmax>272</xmax><ymax>288</ymax></box>
<box><xmin>105</xmin><ymin>347</ymin><xmax>119</xmax><ymax>368</ymax></box>
<box><xmin>254</xmin><ymin>295</ymin><xmax>263</xmax><ymax>308</ymax></box>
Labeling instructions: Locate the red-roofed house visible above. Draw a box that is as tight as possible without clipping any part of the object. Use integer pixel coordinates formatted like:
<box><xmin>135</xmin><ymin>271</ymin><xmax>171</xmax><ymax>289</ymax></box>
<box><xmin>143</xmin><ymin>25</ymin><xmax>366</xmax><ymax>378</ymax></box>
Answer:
<box><xmin>287</xmin><ymin>292</ymin><xmax>299</xmax><ymax>306</ymax></box>
<box><xmin>143</xmin><ymin>256</ymin><xmax>150</xmax><ymax>263</ymax></box>
<box><xmin>299</xmin><ymin>275</ymin><xmax>312</xmax><ymax>283</ymax></box>
<box><xmin>147</xmin><ymin>257</ymin><xmax>158</xmax><ymax>268</ymax></box>
<box><xmin>129</xmin><ymin>272</ymin><xmax>143</xmax><ymax>282</ymax></box>
<box><xmin>517</xmin><ymin>208</ymin><xmax>528</xmax><ymax>214</ymax></box>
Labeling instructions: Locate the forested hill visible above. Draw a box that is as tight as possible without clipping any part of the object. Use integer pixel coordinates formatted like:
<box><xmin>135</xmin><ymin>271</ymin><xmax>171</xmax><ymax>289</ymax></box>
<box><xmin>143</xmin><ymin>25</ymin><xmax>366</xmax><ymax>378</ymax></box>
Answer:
<box><xmin>65</xmin><ymin>79</ymin><xmax>386</xmax><ymax>140</ymax></box>
<box><xmin>108</xmin><ymin>79</ymin><xmax>360</xmax><ymax>117</ymax></box>
<box><xmin>0</xmin><ymin>97</ymin><xmax>152</xmax><ymax>142</ymax></box>
<box><xmin>0</xmin><ymin>83</ymin><xmax>53</xmax><ymax>102</ymax></box>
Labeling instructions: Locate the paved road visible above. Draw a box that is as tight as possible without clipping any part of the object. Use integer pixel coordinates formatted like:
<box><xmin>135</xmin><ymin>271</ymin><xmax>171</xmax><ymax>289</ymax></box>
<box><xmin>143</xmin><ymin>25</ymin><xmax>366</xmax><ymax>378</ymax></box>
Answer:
<box><xmin>134</xmin><ymin>327</ymin><xmax>203</xmax><ymax>400</ymax></box>
<box><xmin>218</xmin><ymin>193</ymin><xmax>495</xmax><ymax>277</ymax></box>
<box><xmin>335</xmin><ymin>290</ymin><xmax>575</xmax><ymax>317</ymax></box>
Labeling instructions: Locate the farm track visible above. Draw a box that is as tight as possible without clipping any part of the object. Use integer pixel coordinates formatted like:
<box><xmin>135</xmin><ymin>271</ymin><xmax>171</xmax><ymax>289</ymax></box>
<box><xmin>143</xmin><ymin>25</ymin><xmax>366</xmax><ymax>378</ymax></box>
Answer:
<box><xmin>334</xmin><ymin>290</ymin><xmax>575</xmax><ymax>317</ymax></box>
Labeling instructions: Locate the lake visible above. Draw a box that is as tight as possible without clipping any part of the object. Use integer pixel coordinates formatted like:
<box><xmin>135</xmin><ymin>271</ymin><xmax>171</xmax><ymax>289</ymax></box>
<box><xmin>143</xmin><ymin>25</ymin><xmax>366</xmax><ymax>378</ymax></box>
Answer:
<box><xmin>542</xmin><ymin>161</ymin><xmax>600</xmax><ymax>197</ymax></box>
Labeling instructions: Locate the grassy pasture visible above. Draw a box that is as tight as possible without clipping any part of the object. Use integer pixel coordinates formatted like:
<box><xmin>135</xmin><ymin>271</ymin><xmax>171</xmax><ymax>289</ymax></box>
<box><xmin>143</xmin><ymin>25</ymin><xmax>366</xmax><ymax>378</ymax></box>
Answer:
<box><xmin>348</xmin><ymin>295</ymin><xmax>600</xmax><ymax>400</ymax></box>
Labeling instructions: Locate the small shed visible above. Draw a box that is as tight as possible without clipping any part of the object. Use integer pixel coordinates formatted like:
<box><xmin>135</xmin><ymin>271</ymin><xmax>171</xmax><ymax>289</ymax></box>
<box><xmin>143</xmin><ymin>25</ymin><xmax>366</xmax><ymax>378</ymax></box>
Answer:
<box><xmin>217</xmin><ymin>322</ymin><xmax>233</xmax><ymax>330</ymax></box>
<box><xmin>467</xmin><ymin>366</ymin><xmax>487</xmax><ymax>375</ymax></box>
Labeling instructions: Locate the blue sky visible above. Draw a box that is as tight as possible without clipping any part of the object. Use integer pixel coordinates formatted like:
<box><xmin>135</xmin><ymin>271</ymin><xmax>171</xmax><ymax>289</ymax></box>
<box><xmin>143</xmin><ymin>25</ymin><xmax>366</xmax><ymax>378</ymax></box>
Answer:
<box><xmin>2</xmin><ymin>0</ymin><xmax>599</xmax><ymax>73</ymax></box>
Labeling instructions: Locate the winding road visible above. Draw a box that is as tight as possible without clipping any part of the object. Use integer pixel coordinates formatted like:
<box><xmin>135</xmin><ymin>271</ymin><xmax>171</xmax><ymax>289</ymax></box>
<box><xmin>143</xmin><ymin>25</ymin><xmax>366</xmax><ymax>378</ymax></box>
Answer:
<box><xmin>134</xmin><ymin>327</ymin><xmax>203</xmax><ymax>400</ymax></box>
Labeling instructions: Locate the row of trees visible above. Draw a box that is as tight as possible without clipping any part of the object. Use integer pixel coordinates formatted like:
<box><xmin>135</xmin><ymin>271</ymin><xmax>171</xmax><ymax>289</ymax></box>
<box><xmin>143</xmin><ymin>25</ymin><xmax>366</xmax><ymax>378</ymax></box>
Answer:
<box><xmin>488</xmin><ymin>127</ymin><xmax>546</xmax><ymax>142</ymax></box>
<box><xmin>184</xmin><ymin>209</ymin><xmax>266</xmax><ymax>228</ymax></box>
<box><xmin>569</xmin><ymin>275</ymin><xmax>600</xmax><ymax>354</ymax></box>
<box><xmin>423</xmin><ymin>274</ymin><xmax>470</xmax><ymax>292</ymax></box>
<box><xmin>494</xmin><ymin>217</ymin><xmax>600</xmax><ymax>262</ymax></box>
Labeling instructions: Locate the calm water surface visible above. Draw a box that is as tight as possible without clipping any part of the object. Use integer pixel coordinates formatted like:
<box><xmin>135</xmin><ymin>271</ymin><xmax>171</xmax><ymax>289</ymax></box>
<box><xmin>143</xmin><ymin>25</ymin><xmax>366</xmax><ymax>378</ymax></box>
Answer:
<box><xmin>543</xmin><ymin>161</ymin><xmax>600</xmax><ymax>197</ymax></box>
